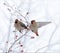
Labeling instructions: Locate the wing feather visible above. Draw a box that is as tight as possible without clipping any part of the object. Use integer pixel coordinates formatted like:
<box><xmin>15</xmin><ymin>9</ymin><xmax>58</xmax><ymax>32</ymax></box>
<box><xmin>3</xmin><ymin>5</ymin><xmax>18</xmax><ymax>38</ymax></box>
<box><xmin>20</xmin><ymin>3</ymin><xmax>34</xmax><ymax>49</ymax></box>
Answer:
<box><xmin>37</xmin><ymin>22</ymin><xmax>51</xmax><ymax>28</ymax></box>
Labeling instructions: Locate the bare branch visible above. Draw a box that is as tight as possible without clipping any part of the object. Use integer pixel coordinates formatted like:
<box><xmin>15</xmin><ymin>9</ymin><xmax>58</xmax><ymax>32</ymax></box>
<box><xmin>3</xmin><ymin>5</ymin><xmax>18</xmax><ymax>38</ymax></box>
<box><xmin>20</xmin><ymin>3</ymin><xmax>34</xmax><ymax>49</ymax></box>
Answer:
<box><xmin>7</xmin><ymin>31</ymin><xmax>28</xmax><ymax>53</ymax></box>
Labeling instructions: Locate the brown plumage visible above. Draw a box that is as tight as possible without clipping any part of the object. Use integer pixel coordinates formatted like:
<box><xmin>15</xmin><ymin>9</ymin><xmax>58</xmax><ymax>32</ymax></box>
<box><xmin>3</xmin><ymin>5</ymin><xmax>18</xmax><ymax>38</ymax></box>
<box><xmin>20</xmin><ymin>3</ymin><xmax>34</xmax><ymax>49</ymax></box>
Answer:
<box><xmin>14</xmin><ymin>19</ymin><xmax>28</xmax><ymax>32</ymax></box>
<box><xmin>14</xmin><ymin>19</ymin><xmax>51</xmax><ymax>36</ymax></box>
<box><xmin>30</xmin><ymin>20</ymin><xmax>39</xmax><ymax>36</ymax></box>
<box><xmin>30</xmin><ymin>20</ymin><xmax>51</xmax><ymax>36</ymax></box>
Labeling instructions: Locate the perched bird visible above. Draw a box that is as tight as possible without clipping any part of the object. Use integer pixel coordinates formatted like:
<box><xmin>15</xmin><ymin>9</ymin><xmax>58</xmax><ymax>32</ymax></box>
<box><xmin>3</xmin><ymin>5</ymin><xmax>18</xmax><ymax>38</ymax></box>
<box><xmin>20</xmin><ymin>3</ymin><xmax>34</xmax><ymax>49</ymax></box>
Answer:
<box><xmin>29</xmin><ymin>20</ymin><xmax>51</xmax><ymax>36</ymax></box>
<box><xmin>14</xmin><ymin>19</ymin><xmax>28</xmax><ymax>33</ymax></box>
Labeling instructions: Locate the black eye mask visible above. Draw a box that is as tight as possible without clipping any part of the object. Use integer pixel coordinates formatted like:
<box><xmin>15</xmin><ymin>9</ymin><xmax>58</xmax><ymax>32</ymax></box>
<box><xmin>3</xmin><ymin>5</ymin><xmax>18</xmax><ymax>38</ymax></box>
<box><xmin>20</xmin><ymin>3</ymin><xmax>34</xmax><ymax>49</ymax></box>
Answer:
<box><xmin>15</xmin><ymin>20</ymin><xmax>18</xmax><ymax>23</ymax></box>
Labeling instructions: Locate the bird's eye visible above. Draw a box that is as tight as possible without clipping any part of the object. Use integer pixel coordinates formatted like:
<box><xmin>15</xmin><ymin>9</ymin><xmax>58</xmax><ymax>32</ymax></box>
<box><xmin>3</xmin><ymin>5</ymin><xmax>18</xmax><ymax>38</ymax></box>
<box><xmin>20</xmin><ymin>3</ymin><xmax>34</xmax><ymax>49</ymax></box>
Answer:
<box><xmin>15</xmin><ymin>19</ymin><xmax>18</xmax><ymax>23</ymax></box>
<box><xmin>15</xmin><ymin>21</ymin><xmax>17</xmax><ymax>23</ymax></box>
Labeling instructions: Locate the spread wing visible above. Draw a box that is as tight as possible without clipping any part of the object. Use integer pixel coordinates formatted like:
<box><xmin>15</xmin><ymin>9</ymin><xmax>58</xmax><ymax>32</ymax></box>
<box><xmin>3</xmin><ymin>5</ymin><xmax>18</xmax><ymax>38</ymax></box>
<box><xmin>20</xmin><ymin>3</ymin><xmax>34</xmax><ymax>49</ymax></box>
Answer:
<box><xmin>37</xmin><ymin>22</ymin><xmax>51</xmax><ymax>28</ymax></box>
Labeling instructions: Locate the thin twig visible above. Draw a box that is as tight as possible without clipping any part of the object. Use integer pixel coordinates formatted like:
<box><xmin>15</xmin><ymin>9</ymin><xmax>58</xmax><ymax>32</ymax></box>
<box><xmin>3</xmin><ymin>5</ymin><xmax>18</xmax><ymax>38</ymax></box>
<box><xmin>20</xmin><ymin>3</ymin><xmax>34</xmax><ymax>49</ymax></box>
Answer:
<box><xmin>7</xmin><ymin>31</ymin><xmax>28</xmax><ymax>53</ymax></box>
<box><xmin>4</xmin><ymin>0</ymin><xmax>29</xmax><ymax>24</ymax></box>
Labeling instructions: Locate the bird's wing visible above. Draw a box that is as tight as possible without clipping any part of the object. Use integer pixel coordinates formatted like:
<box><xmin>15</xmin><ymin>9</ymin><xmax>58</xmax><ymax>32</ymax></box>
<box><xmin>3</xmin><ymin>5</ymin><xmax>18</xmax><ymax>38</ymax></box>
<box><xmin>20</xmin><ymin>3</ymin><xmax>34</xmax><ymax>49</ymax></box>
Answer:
<box><xmin>20</xmin><ymin>22</ymin><xmax>27</xmax><ymax>29</ymax></box>
<box><xmin>37</xmin><ymin>22</ymin><xmax>51</xmax><ymax>28</ymax></box>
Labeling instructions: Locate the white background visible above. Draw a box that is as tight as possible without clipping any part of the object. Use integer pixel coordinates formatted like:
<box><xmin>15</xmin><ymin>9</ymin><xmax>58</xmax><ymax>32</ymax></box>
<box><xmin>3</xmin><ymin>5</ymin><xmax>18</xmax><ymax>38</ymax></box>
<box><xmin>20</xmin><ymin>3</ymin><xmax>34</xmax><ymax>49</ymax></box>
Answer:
<box><xmin>0</xmin><ymin>0</ymin><xmax>60</xmax><ymax>53</ymax></box>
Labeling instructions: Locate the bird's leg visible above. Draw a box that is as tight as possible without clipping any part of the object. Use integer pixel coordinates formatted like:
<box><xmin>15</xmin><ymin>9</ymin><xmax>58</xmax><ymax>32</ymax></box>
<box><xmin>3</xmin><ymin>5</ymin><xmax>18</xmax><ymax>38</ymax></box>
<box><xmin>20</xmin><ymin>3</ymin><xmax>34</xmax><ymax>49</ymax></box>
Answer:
<box><xmin>35</xmin><ymin>32</ymin><xmax>39</xmax><ymax>36</ymax></box>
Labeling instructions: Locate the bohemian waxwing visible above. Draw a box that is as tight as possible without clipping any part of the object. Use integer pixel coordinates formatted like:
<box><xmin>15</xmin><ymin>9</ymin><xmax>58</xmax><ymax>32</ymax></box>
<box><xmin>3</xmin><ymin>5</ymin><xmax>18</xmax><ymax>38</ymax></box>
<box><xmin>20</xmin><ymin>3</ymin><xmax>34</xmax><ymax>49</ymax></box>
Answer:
<box><xmin>29</xmin><ymin>20</ymin><xmax>39</xmax><ymax>36</ymax></box>
<box><xmin>14</xmin><ymin>19</ymin><xmax>28</xmax><ymax>33</ymax></box>
<box><xmin>30</xmin><ymin>20</ymin><xmax>51</xmax><ymax>36</ymax></box>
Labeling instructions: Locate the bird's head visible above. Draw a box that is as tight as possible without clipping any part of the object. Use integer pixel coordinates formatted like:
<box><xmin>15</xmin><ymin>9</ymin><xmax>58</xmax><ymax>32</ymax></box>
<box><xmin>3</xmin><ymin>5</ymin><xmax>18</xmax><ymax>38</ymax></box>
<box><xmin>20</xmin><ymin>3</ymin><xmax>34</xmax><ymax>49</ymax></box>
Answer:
<box><xmin>31</xmin><ymin>20</ymin><xmax>35</xmax><ymax>24</ymax></box>
<box><xmin>15</xmin><ymin>19</ymin><xmax>18</xmax><ymax>23</ymax></box>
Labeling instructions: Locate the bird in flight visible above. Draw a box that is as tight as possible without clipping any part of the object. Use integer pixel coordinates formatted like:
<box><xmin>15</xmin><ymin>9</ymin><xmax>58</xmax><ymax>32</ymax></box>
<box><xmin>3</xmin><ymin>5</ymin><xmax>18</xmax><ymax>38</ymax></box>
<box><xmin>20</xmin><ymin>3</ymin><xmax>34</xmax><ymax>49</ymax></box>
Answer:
<box><xmin>29</xmin><ymin>20</ymin><xmax>51</xmax><ymax>36</ymax></box>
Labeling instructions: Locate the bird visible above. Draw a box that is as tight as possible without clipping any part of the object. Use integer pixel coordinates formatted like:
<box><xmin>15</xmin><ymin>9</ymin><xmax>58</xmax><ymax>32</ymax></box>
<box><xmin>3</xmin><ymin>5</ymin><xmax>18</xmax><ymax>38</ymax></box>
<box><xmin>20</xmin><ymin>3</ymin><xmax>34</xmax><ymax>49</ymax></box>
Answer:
<box><xmin>14</xmin><ymin>19</ymin><xmax>28</xmax><ymax>33</ymax></box>
<box><xmin>29</xmin><ymin>20</ymin><xmax>51</xmax><ymax>36</ymax></box>
<box><xmin>29</xmin><ymin>20</ymin><xmax>39</xmax><ymax>36</ymax></box>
